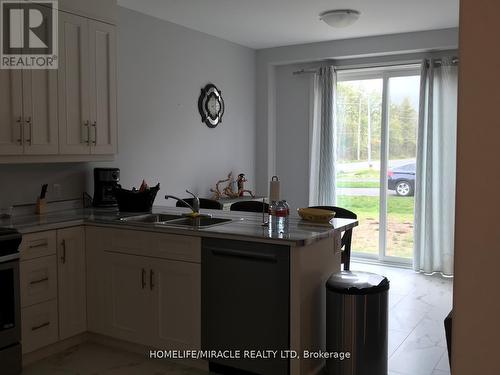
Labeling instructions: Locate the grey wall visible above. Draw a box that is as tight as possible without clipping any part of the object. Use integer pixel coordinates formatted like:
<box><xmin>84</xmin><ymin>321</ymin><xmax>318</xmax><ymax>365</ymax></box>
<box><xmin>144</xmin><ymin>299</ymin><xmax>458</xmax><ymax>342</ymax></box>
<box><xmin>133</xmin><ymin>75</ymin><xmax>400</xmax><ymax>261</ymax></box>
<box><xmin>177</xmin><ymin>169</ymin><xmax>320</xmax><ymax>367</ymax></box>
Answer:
<box><xmin>93</xmin><ymin>7</ymin><xmax>257</xmax><ymax>203</ymax></box>
<box><xmin>274</xmin><ymin>64</ymin><xmax>314</xmax><ymax>209</ymax></box>
<box><xmin>255</xmin><ymin>28</ymin><xmax>460</xmax><ymax>197</ymax></box>
<box><xmin>0</xmin><ymin>7</ymin><xmax>257</xmax><ymax>208</ymax></box>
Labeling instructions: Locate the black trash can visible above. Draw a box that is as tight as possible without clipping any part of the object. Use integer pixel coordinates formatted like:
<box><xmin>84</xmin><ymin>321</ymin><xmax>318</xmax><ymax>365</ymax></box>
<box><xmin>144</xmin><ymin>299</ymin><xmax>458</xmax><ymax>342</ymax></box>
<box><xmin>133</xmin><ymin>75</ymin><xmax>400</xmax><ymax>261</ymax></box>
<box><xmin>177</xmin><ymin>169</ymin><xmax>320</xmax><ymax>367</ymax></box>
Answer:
<box><xmin>326</xmin><ymin>271</ymin><xmax>390</xmax><ymax>375</ymax></box>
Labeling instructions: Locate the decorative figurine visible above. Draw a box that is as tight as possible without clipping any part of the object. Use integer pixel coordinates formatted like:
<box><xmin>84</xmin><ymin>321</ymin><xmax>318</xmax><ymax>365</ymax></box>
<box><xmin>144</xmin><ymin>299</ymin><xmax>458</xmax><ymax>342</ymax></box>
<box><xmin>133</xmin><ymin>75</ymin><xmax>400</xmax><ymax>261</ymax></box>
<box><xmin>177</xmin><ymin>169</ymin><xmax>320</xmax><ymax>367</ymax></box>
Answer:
<box><xmin>210</xmin><ymin>172</ymin><xmax>239</xmax><ymax>200</ymax></box>
<box><xmin>210</xmin><ymin>172</ymin><xmax>255</xmax><ymax>200</ymax></box>
<box><xmin>237</xmin><ymin>173</ymin><xmax>255</xmax><ymax>197</ymax></box>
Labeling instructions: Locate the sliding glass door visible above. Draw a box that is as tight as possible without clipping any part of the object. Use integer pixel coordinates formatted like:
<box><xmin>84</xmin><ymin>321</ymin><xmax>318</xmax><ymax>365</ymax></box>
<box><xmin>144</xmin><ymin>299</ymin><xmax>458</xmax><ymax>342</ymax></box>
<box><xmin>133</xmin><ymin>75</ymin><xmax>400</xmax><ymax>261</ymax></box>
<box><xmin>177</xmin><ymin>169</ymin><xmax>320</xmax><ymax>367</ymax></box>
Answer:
<box><xmin>336</xmin><ymin>66</ymin><xmax>420</xmax><ymax>263</ymax></box>
<box><xmin>336</xmin><ymin>78</ymin><xmax>383</xmax><ymax>257</ymax></box>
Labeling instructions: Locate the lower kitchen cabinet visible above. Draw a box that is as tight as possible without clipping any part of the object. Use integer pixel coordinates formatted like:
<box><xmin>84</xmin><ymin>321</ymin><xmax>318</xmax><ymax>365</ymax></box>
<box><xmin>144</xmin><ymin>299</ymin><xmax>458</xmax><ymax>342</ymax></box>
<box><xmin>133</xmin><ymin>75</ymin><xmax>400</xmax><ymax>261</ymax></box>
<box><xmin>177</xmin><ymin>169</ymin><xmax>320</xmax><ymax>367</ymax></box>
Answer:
<box><xmin>153</xmin><ymin>258</ymin><xmax>201</xmax><ymax>350</ymax></box>
<box><xmin>57</xmin><ymin>227</ymin><xmax>86</xmax><ymax>340</ymax></box>
<box><xmin>21</xmin><ymin>300</ymin><xmax>59</xmax><ymax>354</ymax></box>
<box><xmin>102</xmin><ymin>251</ymin><xmax>154</xmax><ymax>345</ymax></box>
<box><xmin>101</xmin><ymin>251</ymin><xmax>201</xmax><ymax>349</ymax></box>
<box><xmin>19</xmin><ymin>227</ymin><xmax>87</xmax><ymax>354</ymax></box>
<box><xmin>86</xmin><ymin>227</ymin><xmax>201</xmax><ymax>350</ymax></box>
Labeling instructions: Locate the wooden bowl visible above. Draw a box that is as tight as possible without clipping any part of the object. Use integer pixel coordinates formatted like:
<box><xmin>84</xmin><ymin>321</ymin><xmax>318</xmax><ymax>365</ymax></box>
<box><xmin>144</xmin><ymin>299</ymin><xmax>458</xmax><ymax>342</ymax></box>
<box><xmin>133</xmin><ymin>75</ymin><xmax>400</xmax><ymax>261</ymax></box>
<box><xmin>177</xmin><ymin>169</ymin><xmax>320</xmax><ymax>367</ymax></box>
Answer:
<box><xmin>297</xmin><ymin>208</ymin><xmax>335</xmax><ymax>223</ymax></box>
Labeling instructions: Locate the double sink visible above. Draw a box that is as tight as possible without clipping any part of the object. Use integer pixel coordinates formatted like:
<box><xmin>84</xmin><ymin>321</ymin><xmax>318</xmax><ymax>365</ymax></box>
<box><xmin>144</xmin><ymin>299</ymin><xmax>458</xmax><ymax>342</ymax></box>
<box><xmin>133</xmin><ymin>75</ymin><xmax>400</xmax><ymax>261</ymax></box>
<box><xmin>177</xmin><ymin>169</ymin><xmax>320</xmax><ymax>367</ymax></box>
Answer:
<box><xmin>118</xmin><ymin>213</ymin><xmax>232</xmax><ymax>228</ymax></box>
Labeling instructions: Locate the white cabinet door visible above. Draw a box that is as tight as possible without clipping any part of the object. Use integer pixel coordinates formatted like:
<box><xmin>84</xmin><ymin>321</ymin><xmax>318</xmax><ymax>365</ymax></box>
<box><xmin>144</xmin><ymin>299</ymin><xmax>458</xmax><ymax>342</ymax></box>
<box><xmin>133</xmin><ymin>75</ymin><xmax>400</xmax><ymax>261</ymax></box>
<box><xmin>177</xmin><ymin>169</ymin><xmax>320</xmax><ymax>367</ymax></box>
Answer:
<box><xmin>22</xmin><ymin>69</ymin><xmax>59</xmax><ymax>154</ymax></box>
<box><xmin>151</xmin><ymin>259</ymin><xmax>201</xmax><ymax>350</ymax></box>
<box><xmin>103</xmin><ymin>252</ymin><xmax>154</xmax><ymax>345</ymax></box>
<box><xmin>0</xmin><ymin>70</ymin><xmax>24</xmax><ymax>155</ymax></box>
<box><xmin>57</xmin><ymin>227</ymin><xmax>86</xmax><ymax>340</ymax></box>
<box><xmin>58</xmin><ymin>12</ymin><xmax>91</xmax><ymax>155</ymax></box>
<box><xmin>88</xmin><ymin>20</ymin><xmax>117</xmax><ymax>155</ymax></box>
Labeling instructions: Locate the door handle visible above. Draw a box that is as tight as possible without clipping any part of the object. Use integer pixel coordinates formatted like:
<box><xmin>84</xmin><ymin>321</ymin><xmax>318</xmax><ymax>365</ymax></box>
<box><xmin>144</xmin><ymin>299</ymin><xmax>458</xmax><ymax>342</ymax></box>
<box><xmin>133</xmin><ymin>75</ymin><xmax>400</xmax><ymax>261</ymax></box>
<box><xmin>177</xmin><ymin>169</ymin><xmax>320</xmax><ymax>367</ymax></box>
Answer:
<box><xmin>83</xmin><ymin>121</ymin><xmax>90</xmax><ymax>145</ymax></box>
<box><xmin>16</xmin><ymin>116</ymin><xmax>23</xmax><ymax>145</ymax></box>
<box><xmin>91</xmin><ymin>121</ymin><xmax>97</xmax><ymax>145</ymax></box>
<box><xmin>150</xmin><ymin>269</ymin><xmax>154</xmax><ymax>291</ymax></box>
<box><xmin>60</xmin><ymin>239</ymin><xmax>66</xmax><ymax>264</ymax></box>
<box><xmin>25</xmin><ymin>117</ymin><xmax>32</xmax><ymax>145</ymax></box>
<box><xmin>141</xmin><ymin>268</ymin><xmax>146</xmax><ymax>289</ymax></box>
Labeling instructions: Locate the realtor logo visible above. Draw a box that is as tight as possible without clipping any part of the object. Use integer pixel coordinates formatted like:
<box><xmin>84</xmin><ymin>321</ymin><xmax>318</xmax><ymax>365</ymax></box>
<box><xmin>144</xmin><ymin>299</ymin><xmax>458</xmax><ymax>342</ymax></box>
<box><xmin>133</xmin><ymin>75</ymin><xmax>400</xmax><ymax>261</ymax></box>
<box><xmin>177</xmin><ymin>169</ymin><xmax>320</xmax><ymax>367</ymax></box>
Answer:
<box><xmin>1</xmin><ymin>0</ymin><xmax>58</xmax><ymax>69</ymax></box>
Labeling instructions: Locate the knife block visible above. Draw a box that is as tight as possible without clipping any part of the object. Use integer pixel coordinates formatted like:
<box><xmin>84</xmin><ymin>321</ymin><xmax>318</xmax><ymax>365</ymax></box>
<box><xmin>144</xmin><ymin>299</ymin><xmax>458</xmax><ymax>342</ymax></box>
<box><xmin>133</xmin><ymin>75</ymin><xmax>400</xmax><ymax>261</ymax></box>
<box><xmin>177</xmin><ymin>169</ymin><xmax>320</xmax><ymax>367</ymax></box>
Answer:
<box><xmin>35</xmin><ymin>198</ymin><xmax>47</xmax><ymax>215</ymax></box>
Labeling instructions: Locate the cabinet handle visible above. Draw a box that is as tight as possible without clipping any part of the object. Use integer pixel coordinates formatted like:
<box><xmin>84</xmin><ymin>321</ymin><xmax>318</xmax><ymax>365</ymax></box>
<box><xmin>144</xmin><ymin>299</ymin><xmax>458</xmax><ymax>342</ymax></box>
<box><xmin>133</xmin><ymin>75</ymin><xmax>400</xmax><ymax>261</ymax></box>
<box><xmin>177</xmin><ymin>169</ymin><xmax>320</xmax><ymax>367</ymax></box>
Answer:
<box><xmin>16</xmin><ymin>117</ymin><xmax>23</xmax><ymax>145</ymax></box>
<box><xmin>83</xmin><ymin>121</ymin><xmax>90</xmax><ymax>145</ymax></box>
<box><xmin>91</xmin><ymin>121</ymin><xmax>97</xmax><ymax>145</ymax></box>
<box><xmin>31</xmin><ymin>322</ymin><xmax>50</xmax><ymax>331</ymax></box>
<box><xmin>60</xmin><ymin>239</ymin><xmax>66</xmax><ymax>264</ymax></box>
<box><xmin>150</xmin><ymin>269</ymin><xmax>154</xmax><ymax>291</ymax></box>
<box><xmin>29</xmin><ymin>241</ymin><xmax>48</xmax><ymax>249</ymax></box>
<box><xmin>141</xmin><ymin>268</ymin><xmax>146</xmax><ymax>289</ymax></box>
<box><xmin>30</xmin><ymin>276</ymin><xmax>49</xmax><ymax>285</ymax></box>
<box><xmin>25</xmin><ymin>117</ymin><xmax>32</xmax><ymax>145</ymax></box>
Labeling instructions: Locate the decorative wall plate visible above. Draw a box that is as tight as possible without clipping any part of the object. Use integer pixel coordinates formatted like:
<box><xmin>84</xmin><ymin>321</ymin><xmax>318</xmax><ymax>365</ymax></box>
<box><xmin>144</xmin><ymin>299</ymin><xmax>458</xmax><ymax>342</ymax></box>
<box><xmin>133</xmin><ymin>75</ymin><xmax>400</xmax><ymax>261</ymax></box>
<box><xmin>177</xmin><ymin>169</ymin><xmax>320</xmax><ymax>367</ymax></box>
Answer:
<box><xmin>198</xmin><ymin>83</ymin><xmax>225</xmax><ymax>128</ymax></box>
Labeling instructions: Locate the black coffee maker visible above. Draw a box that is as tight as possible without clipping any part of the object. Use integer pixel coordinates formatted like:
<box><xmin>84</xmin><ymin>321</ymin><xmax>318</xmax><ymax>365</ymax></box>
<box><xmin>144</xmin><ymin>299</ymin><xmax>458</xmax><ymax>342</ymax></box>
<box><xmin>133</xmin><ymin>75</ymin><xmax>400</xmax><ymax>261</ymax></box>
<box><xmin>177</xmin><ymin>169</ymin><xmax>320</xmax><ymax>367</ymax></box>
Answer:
<box><xmin>93</xmin><ymin>168</ymin><xmax>120</xmax><ymax>207</ymax></box>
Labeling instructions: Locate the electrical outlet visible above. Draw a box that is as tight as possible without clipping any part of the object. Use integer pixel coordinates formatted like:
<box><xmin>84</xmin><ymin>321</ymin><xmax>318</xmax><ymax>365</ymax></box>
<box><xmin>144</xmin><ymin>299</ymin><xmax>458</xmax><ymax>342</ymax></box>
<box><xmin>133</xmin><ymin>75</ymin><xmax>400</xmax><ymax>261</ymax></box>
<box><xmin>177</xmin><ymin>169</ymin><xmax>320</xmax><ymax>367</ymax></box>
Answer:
<box><xmin>53</xmin><ymin>184</ymin><xmax>61</xmax><ymax>199</ymax></box>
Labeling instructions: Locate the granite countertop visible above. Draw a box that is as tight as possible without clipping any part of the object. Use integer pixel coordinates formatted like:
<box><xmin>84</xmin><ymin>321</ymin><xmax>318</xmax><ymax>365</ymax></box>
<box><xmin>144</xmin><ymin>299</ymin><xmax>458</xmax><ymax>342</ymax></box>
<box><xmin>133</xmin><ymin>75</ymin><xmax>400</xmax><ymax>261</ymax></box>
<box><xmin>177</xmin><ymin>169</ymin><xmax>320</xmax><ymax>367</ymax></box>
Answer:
<box><xmin>0</xmin><ymin>206</ymin><xmax>358</xmax><ymax>246</ymax></box>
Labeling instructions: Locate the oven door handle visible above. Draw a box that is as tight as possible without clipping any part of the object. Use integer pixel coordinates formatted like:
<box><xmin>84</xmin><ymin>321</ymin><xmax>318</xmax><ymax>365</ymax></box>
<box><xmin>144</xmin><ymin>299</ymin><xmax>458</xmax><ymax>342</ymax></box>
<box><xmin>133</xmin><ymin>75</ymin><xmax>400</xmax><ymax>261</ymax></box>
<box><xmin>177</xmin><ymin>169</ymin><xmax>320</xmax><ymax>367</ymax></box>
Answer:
<box><xmin>0</xmin><ymin>253</ymin><xmax>20</xmax><ymax>263</ymax></box>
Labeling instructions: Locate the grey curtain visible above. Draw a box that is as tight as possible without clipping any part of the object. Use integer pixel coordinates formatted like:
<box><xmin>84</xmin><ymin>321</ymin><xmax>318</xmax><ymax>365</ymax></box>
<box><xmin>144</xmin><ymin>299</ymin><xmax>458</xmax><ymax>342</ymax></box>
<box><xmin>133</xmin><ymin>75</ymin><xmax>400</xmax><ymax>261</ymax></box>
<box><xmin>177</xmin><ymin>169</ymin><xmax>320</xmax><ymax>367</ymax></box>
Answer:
<box><xmin>414</xmin><ymin>58</ymin><xmax>458</xmax><ymax>276</ymax></box>
<box><xmin>309</xmin><ymin>66</ymin><xmax>337</xmax><ymax>206</ymax></box>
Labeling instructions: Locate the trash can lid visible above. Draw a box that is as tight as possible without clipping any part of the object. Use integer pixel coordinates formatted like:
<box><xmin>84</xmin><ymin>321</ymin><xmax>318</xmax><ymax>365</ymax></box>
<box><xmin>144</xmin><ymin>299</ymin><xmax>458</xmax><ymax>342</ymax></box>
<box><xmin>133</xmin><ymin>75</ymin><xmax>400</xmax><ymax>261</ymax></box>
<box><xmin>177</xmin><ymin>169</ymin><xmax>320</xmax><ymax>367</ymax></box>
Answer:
<box><xmin>326</xmin><ymin>271</ymin><xmax>389</xmax><ymax>295</ymax></box>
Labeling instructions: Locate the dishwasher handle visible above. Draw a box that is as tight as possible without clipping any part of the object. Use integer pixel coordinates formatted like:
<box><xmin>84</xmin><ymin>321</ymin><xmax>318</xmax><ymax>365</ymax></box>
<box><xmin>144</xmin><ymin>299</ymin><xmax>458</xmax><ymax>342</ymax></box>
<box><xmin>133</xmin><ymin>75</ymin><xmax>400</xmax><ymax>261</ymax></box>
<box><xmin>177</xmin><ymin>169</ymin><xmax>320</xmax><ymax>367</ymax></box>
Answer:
<box><xmin>207</xmin><ymin>247</ymin><xmax>278</xmax><ymax>263</ymax></box>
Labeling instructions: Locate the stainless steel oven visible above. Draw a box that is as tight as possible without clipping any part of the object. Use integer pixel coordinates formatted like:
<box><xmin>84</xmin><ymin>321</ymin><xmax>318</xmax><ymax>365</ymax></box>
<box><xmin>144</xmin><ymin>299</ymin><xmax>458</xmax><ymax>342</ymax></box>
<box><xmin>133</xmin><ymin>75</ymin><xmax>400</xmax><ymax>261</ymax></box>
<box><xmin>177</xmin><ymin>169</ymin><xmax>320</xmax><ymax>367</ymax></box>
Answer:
<box><xmin>0</xmin><ymin>228</ymin><xmax>22</xmax><ymax>375</ymax></box>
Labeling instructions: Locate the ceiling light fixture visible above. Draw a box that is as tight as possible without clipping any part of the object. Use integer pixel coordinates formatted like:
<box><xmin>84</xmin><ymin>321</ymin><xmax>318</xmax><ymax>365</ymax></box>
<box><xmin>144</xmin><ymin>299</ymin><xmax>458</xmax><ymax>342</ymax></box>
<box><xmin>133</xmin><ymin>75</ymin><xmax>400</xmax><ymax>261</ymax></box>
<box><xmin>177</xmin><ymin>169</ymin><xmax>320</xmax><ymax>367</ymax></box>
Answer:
<box><xmin>319</xmin><ymin>9</ymin><xmax>361</xmax><ymax>28</ymax></box>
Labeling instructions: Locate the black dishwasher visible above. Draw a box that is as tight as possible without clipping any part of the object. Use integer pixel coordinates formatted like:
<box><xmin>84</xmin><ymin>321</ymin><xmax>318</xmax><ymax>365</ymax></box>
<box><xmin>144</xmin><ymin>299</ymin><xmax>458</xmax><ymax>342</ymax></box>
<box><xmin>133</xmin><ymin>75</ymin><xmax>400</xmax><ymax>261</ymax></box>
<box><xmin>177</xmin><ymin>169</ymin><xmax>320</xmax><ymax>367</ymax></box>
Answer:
<box><xmin>202</xmin><ymin>238</ymin><xmax>290</xmax><ymax>375</ymax></box>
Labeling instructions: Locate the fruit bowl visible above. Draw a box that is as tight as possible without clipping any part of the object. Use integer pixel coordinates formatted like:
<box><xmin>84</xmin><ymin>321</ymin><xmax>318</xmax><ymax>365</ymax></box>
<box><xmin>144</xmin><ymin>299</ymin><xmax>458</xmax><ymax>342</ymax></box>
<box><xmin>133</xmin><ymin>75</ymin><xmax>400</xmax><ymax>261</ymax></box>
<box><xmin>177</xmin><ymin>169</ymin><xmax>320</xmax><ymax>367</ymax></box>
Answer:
<box><xmin>297</xmin><ymin>208</ymin><xmax>335</xmax><ymax>223</ymax></box>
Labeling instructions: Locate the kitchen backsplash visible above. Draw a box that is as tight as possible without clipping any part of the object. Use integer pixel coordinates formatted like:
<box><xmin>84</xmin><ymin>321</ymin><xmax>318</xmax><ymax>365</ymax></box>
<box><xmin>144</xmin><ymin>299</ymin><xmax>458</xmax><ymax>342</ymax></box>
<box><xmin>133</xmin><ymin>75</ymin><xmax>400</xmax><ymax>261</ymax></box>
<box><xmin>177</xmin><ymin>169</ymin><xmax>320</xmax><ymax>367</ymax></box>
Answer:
<box><xmin>0</xmin><ymin>163</ymin><xmax>91</xmax><ymax>208</ymax></box>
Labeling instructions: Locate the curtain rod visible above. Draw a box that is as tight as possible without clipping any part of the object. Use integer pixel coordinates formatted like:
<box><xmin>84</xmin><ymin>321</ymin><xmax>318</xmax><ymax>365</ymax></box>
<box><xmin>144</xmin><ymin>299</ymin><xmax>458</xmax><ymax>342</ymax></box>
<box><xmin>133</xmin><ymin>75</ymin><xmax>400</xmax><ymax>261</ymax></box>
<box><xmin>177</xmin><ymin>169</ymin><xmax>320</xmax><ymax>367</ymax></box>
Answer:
<box><xmin>428</xmin><ymin>57</ymin><xmax>459</xmax><ymax>65</ymax></box>
<box><xmin>292</xmin><ymin>68</ymin><xmax>318</xmax><ymax>75</ymax></box>
<box><xmin>292</xmin><ymin>57</ymin><xmax>459</xmax><ymax>75</ymax></box>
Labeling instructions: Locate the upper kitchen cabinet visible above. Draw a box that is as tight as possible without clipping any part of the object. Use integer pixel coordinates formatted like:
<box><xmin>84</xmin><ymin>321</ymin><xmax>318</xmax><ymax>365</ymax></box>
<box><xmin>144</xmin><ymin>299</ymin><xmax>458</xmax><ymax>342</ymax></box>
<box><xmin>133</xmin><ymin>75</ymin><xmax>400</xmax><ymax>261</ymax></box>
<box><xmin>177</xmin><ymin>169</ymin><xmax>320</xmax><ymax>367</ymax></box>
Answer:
<box><xmin>58</xmin><ymin>13</ymin><xmax>117</xmax><ymax>156</ymax></box>
<box><xmin>0</xmin><ymin>70</ymin><xmax>23</xmax><ymax>155</ymax></box>
<box><xmin>58</xmin><ymin>12</ymin><xmax>91</xmax><ymax>155</ymax></box>
<box><xmin>22</xmin><ymin>70</ymin><xmax>59</xmax><ymax>155</ymax></box>
<box><xmin>0</xmin><ymin>69</ymin><xmax>58</xmax><ymax>155</ymax></box>
<box><xmin>0</xmin><ymin>7</ymin><xmax>117</xmax><ymax>162</ymax></box>
<box><xmin>88</xmin><ymin>20</ymin><xmax>117</xmax><ymax>155</ymax></box>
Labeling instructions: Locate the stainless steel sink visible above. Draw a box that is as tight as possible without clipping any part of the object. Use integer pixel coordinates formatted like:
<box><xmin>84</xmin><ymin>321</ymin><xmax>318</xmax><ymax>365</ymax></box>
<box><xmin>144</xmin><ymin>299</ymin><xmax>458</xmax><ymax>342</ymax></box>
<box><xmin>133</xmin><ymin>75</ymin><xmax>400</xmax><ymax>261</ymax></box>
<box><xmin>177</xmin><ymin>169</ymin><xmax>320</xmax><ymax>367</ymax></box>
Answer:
<box><xmin>165</xmin><ymin>217</ymin><xmax>232</xmax><ymax>228</ymax></box>
<box><xmin>119</xmin><ymin>213</ymin><xmax>232</xmax><ymax>228</ymax></box>
<box><xmin>119</xmin><ymin>213</ymin><xmax>183</xmax><ymax>223</ymax></box>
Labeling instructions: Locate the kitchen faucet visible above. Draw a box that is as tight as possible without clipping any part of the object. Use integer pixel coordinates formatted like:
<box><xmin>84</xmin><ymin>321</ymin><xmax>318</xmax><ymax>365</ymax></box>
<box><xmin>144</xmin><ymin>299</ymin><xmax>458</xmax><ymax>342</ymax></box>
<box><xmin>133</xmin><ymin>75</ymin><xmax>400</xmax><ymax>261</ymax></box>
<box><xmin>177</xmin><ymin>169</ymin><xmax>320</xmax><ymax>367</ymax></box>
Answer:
<box><xmin>165</xmin><ymin>190</ymin><xmax>203</xmax><ymax>216</ymax></box>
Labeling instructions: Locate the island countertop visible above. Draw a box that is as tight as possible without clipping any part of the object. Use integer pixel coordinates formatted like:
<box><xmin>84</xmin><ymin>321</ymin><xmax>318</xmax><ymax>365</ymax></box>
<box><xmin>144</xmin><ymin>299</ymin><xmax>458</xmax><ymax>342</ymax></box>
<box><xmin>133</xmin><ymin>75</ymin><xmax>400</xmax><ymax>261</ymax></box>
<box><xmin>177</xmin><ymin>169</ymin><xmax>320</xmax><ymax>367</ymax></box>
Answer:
<box><xmin>0</xmin><ymin>206</ymin><xmax>358</xmax><ymax>246</ymax></box>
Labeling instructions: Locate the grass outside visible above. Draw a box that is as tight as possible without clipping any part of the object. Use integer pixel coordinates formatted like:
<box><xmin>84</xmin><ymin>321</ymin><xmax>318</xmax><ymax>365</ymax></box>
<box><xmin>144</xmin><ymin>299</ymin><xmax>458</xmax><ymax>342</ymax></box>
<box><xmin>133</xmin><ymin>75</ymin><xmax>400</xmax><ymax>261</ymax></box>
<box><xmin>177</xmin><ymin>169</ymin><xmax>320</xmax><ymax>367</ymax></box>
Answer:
<box><xmin>337</xmin><ymin>181</ymin><xmax>380</xmax><ymax>188</ymax></box>
<box><xmin>337</xmin><ymin>169</ymin><xmax>380</xmax><ymax>180</ymax></box>
<box><xmin>337</xmin><ymin>195</ymin><xmax>415</xmax><ymax>259</ymax></box>
<box><xmin>337</xmin><ymin>169</ymin><xmax>380</xmax><ymax>188</ymax></box>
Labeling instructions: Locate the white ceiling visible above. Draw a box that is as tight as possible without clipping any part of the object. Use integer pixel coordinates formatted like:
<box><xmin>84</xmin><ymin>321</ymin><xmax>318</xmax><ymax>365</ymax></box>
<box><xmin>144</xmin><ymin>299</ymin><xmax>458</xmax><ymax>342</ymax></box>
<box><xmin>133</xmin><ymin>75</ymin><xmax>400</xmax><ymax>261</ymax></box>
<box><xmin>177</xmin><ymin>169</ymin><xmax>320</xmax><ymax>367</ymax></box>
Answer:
<box><xmin>117</xmin><ymin>0</ymin><xmax>459</xmax><ymax>49</ymax></box>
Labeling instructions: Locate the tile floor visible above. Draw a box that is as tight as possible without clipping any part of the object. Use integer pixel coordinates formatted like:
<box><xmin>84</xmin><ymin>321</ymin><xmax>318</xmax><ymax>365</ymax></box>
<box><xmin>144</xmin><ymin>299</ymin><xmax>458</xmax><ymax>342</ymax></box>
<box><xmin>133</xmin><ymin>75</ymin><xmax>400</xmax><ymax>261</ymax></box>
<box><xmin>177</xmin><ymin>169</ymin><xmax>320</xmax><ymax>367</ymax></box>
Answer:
<box><xmin>22</xmin><ymin>262</ymin><xmax>453</xmax><ymax>375</ymax></box>
<box><xmin>351</xmin><ymin>261</ymin><xmax>453</xmax><ymax>375</ymax></box>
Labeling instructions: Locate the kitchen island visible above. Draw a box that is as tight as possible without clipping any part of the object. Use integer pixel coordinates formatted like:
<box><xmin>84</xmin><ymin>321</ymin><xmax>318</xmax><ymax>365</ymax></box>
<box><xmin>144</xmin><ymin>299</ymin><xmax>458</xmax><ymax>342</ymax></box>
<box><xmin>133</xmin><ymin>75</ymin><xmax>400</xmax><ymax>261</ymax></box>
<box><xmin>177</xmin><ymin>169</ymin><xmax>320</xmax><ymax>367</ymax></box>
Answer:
<box><xmin>1</xmin><ymin>207</ymin><xmax>357</xmax><ymax>375</ymax></box>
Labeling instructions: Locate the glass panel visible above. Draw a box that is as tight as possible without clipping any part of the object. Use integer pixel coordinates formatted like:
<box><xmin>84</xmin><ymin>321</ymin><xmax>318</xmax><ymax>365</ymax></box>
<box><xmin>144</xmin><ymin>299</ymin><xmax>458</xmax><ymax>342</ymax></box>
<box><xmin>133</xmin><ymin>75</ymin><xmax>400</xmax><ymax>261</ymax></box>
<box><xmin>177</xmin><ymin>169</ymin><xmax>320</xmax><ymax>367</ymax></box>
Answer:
<box><xmin>386</xmin><ymin>75</ymin><xmax>420</xmax><ymax>259</ymax></box>
<box><xmin>336</xmin><ymin>79</ymin><xmax>383</xmax><ymax>257</ymax></box>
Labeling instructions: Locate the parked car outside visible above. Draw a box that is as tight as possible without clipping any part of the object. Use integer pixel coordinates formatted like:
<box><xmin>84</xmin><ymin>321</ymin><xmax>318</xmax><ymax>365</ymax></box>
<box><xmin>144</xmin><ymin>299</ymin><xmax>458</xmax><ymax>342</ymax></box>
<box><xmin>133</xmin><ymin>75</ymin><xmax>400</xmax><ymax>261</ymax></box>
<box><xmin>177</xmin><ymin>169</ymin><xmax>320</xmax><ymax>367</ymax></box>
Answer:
<box><xmin>387</xmin><ymin>162</ymin><xmax>416</xmax><ymax>196</ymax></box>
